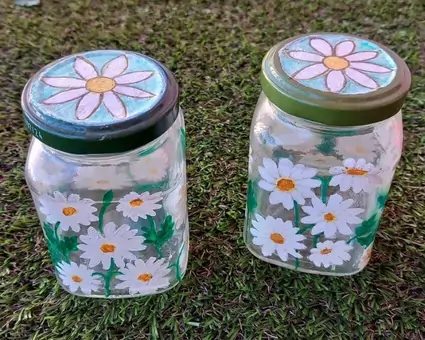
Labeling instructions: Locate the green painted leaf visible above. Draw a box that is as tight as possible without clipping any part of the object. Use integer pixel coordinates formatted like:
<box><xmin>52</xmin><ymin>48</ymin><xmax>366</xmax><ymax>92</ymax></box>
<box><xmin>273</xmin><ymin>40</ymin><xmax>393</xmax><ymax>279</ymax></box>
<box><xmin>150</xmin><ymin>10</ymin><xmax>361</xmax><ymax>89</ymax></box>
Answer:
<box><xmin>315</xmin><ymin>136</ymin><xmax>336</xmax><ymax>155</ymax></box>
<box><xmin>377</xmin><ymin>190</ymin><xmax>389</xmax><ymax>210</ymax></box>
<box><xmin>157</xmin><ymin>215</ymin><xmax>175</xmax><ymax>246</ymax></box>
<box><xmin>180</xmin><ymin>128</ymin><xmax>186</xmax><ymax>151</ymax></box>
<box><xmin>42</xmin><ymin>222</ymin><xmax>78</xmax><ymax>265</ymax></box>
<box><xmin>246</xmin><ymin>180</ymin><xmax>257</xmax><ymax>213</ymax></box>
<box><xmin>355</xmin><ymin>213</ymin><xmax>381</xmax><ymax>248</ymax></box>
<box><xmin>142</xmin><ymin>217</ymin><xmax>158</xmax><ymax>244</ymax></box>
<box><xmin>58</xmin><ymin>236</ymin><xmax>78</xmax><ymax>257</ymax></box>
<box><xmin>141</xmin><ymin>216</ymin><xmax>175</xmax><ymax>257</ymax></box>
<box><xmin>99</xmin><ymin>190</ymin><xmax>114</xmax><ymax>233</ymax></box>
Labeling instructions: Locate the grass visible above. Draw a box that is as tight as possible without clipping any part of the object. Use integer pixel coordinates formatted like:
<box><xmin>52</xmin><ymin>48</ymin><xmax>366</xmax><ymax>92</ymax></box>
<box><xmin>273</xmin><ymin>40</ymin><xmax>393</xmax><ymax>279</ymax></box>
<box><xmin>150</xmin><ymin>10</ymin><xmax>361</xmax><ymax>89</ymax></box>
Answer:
<box><xmin>1</xmin><ymin>0</ymin><xmax>424</xmax><ymax>339</ymax></box>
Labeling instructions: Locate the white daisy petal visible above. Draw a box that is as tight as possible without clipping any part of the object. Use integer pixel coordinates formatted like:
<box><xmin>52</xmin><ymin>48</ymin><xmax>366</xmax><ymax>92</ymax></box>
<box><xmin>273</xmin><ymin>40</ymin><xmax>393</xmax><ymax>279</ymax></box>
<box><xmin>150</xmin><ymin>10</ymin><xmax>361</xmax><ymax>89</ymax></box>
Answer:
<box><xmin>259</xmin><ymin>180</ymin><xmax>275</xmax><ymax>191</ymax></box>
<box><xmin>335</xmin><ymin>40</ymin><xmax>355</xmax><ymax>57</ymax></box>
<box><xmin>310</xmin><ymin>38</ymin><xmax>333</xmax><ymax>56</ymax></box>
<box><xmin>74</xmin><ymin>57</ymin><xmax>99</xmax><ymax>80</ymax></box>
<box><xmin>345</xmin><ymin>68</ymin><xmax>378</xmax><ymax>89</ymax></box>
<box><xmin>129</xmin><ymin>149</ymin><xmax>169</xmax><ymax>182</ymax></box>
<box><xmin>288</xmin><ymin>51</ymin><xmax>324</xmax><ymax>62</ymax></box>
<box><xmin>349</xmin><ymin>62</ymin><xmax>392</xmax><ymax>73</ymax></box>
<box><xmin>101</xmin><ymin>55</ymin><xmax>129</xmax><ymax>78</ymax></box>
<box><xmin>345</xmin><ymin>51</ymin><xmax>378</xmax><ymax>62</ymax></box>
<box><xmin>263</xmin><ymin>158</ymin><xmax>280</xmax><ymax>178</ymax></box>
<box><xmin>293</xmin><ymin>63</ymin><xmax>328</xmax><ymax>80</ymax></box>
<box><xmin>116</xmin><ymin>191</ymin><xmax>163</xmax><ymax>222</ymax></box>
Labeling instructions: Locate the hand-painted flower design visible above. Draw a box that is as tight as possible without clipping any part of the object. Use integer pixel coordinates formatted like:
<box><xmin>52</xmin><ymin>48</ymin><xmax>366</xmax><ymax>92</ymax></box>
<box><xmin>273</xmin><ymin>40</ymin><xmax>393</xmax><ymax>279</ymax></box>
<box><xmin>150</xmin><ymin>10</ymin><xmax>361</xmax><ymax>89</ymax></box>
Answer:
<box><xmin>308</xmin><ymin>240</ymin><xmax>353</xmax><ymax>268</ymax></box>
<box><xmin>287</xmin><ymin>38</ymin><xmax>392</xmax><ymax>93</ymax></box>
<box><xmin>258</xmin><ymin>158</ymin><xmax>321</xmax><ymax>209</ymax></box>
<box><xmin>270</xmin><ymin>120</ymin><xmax>320</xmax><ymax>152</ymax></box>
<box><xmin>164</xmin><ymin>183</ymin><xmax>187</xmax><ymax>229</ymax></box>
<box><xmin>57</xmin><ymin>261</ymin><xmax>101</xmax><ymax>294</ymax></box>
<box><xmin>329</xmin><ymin>158</ymin><xmax>381</xmax><ymax>193</ymax></box>
<box><xmin>42</xmin><ymin>55</ymin><xmax>155</xmax><ymax>120</ymax></box>
<box><xmin>301</xmin><ymin>194</ymin><xmax>364</xmax><ymax>237</ymax></box>
<box><xmin>115</xmin><ymin>257</ymin><xmax>171</xmax><ymax>294</ymax></box>
<box><xmin>78</xmin><ymin>222</ymin><xmax>146</xmax><ymax>270</ymax></box>
<box><xmin>129</xmin><ymin>149</ymin><xmax>169</xmax><ymax>182</ymax></box>
<box><xmin>335</xmin><ymin>134</ymin><xmax>378</xmax><ymax>161</ymax></box>
<box><xmin>39</xmin><ymin>191</ymin><xmax>98</xmax><ymax>232</ymax></box>
<box><xmin>116</xmin><ymin>191</ymin><xmax>163</xmax><ymax>222</ymax></box>
<box><xmin>73</xmin><ymin>166</ymin><xmax>132</xmax><ymax>190</ymax></box>
<box><xmin>251</xmin><ymin>214</ymin><xmax>306</xmax><ymax>261</ymax></box>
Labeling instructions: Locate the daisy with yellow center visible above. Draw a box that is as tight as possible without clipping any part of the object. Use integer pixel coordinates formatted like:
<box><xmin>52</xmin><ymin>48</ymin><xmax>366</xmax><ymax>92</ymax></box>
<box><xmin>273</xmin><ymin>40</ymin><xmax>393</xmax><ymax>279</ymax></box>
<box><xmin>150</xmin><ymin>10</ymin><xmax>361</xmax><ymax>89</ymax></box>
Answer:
<box><xmin>73</xmin><ymin>166</ymin><xmax>132</xmax><ymax>190</ymax></box>
<box><xmin>116</xmin><ymin>191</ymin><xmax>163</xmax><ymax>222</ymax></box>
<box><xmin>115</xmin><ymin>257</ymin><xmax>171</xmax><ymax>295</ymax></box>
<box><xmin>308</xmin><ymin>240</ymin><xmax>353</xmax><ymax>268</ymax></box>
<box><xmin>258</xmin><ymin>158</ymin><xmax>321</xmax><ymax>210</ymax></box>
<box><xmin>301</xmin><ymin>194</ymin><xmax>364</xmax><ymax>238</ymax></box>
<box><xmin>250</xmin><ymin>214</ymin><xmax>306</xmax><ymax>262</ymax></box>
<box><xmin>78</xmin><ymin>222</ymin><xmax>146</xmax><ymax>270</ymax></box>
<box><xmin>129</xmin><ymin>149</ymin><xmax>169</xmax><ymax>182</ymax></box>
<box><xmin>39</xmin><ymin>191</ymin><xmax>98</xmax><ymax>232</ymax></box>
<box><xmin>42</xmin><ymin>54</ymin><xmax>155</xmax><ymax>120</ymax></box>
<box><xmin>329</xmin><ymin>158</ymin><xmax>382</xmax><ymax>193</ymax></box>
<box><xmin>335</xmin><ymin>134</ymin><xmax>379</xmax><ymax>161</ymax></box>
<box><xmin>57</xmin><ymin>261</ymin><xmax>101</xmax><ymax>295</ymax></box>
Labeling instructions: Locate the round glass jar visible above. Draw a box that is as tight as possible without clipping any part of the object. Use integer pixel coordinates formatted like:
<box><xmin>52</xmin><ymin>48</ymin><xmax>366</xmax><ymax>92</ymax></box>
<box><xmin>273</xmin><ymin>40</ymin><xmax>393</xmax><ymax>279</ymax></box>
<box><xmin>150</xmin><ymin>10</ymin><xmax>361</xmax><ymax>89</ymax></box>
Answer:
<box><xmin>244</xmin><ymin>33</ymin><xmax>411</xmax><ymax>276</ymax></box>
<box><xmin>22</xmin><ymin>50</ymin><xmax>188</xmax><ymax>297</ymax></box>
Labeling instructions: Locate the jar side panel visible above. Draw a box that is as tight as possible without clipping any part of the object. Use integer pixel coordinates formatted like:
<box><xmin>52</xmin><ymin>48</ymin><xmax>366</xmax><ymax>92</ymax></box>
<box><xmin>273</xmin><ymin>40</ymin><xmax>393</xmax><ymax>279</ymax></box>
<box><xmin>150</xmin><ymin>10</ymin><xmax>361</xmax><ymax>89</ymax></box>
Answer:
<box><xmin>245</xmin><ymin>94</ymin><xmax>401</xmax><ymax>275</ymax></box>
<box><xmin>26</xmin><ymin>109</ymin><xmax>188</xmax><ymax>297</ymax></box>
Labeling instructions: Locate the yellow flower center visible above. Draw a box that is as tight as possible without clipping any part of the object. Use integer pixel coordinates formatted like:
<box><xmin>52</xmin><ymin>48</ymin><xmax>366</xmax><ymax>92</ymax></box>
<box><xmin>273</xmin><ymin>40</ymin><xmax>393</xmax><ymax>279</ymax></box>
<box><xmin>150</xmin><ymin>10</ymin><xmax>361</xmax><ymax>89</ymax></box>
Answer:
<box><xmin>86</xmin><ymin>77</ymin><xmax>116</xmax><ymax>93</ymax></box>
<box><xmin>345</xmin><ymin>168</ymin><xmax>368</xmax><ymax>176</ymax></box>
<box><xmin>137</xmin><ymin>273</ymin><xmax>153</xmax><ymax>282</ymax></box>
<box><xmin>320</xmin><ymin>248</ymin><xmax>332</xmax><ymax>255</ymax></box>
<box><xmin>72</xmin><ymin>275</ymin><xmax>83</xmax><ymax>283</ymax></box>
<box><xmin>100</xmin><ymin>243</ymin><xmax>116</xmax><ymax>253</ymax></box>
<box><xmin>323</xmin><ymin>56</ymin><xmax>349</xmax><ymax>70</ymax></box>
<box><xmin>62</xmin><ymin>207</ymin><xmax>77</xmax><ymax>216</ymax></box>
<box><xmin>324</xmin><ymin>212</ymin><xmax>336</xmax><ymax>222</ymax></box>
<box><xmin>270</xmin><ymin>233</ymin><xmax>285</xmax><ymax>244</ymax></box>
<box><xmin>130</xmin><ymin>198</ymin><xmax>144</xmax><ymax>207</ymax></box>
<box><xmin>276</xmin><ymin>178</ymin><xmax>295</xmax><ymax>192</ymax></box>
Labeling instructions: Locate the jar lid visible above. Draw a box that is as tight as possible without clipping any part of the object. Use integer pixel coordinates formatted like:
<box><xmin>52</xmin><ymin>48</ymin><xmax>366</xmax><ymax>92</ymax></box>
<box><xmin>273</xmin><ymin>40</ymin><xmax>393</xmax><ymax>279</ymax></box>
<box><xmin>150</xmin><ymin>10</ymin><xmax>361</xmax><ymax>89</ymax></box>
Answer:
<box><xmin>22</xmin><ymin>50</ymin><xmax>179</xmax><ymax>154</ymax></box>
<box><xmin>261</xmin><ymin>33</ymin><xmax>411</xmax><ymax>126</ymax></box>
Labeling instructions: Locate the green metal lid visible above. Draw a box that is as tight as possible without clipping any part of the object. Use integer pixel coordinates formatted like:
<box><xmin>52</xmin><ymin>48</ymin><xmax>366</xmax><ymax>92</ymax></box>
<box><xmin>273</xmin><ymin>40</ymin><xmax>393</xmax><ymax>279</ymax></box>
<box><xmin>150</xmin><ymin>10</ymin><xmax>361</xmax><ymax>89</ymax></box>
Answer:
<box><xmin>22</xmin><ymin>50</ymin><xmax>179</xmax><ymax>154</ymax></box>
<box><xmin>261</xmin><ymin>33</ymin><xmax>411</xmax><ymax>126</ymax></box>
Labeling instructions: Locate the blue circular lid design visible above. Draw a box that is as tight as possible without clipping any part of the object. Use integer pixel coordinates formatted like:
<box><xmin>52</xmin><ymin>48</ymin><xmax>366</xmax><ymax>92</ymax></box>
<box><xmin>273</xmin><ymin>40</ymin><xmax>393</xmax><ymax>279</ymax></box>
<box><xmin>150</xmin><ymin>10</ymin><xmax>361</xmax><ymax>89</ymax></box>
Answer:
<box><xmin>27</xmin><ymin>50</ymin><xmax>167</xmax><ymax>125</ymax></box>
<box><xmin>278</xmin><ymin>34</ymin><xmax>397</xmax><ymax>95</ymax></box>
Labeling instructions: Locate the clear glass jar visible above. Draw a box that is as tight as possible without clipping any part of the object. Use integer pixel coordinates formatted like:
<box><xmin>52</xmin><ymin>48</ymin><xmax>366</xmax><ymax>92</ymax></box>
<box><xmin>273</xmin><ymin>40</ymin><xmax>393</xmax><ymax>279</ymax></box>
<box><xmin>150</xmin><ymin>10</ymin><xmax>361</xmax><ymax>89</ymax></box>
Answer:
<box><xmin>22</xmin><ymin>50</ymin><xmax>188</xmax><ymax>297</ymax></box>
<box><xmin>245</xmin><ymin>93</ymin><xmax>402</xmax><ymax>275</ymax></box>
<box><xmin>244</xmin><ymin>33</ymin><xmax>410</xmax><ymax>276</ymax></box>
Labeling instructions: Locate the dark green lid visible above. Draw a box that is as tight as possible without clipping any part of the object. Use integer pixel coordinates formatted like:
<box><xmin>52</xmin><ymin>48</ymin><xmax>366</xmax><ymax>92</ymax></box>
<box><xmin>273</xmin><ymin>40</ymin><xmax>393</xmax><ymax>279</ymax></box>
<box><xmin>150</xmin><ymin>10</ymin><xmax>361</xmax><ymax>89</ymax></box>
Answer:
<box><xmin>261</xmin><ymin>33</ymin><xmax>411</xmax><ymax>126</ymax></box>
<box><xmin>22</xmin><ymin>50</ymin><xmax>179</xmax><ymax>154</ymax></box>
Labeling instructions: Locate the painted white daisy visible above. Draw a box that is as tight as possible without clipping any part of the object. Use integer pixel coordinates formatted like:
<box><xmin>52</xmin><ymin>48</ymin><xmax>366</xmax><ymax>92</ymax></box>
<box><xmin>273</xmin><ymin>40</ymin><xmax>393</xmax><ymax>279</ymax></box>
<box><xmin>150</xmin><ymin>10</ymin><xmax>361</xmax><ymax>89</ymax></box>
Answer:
<box><xmin>258</xmin><ymin>158</ymin><xmax>321</xmax><ymax>209</ymax></box>
<box><xmin>115</xmin><ymin>257</ymin><xmax>171</xmax><ymax>294</ymax></box>
<box><xmin>301</xmin><ymin>194</ymin><xmax>364</xmax><ymax>238</ymax></box>
<box><xmin>358</xmin><ymin>246</ymin><xmax>373</xmax><ymax>269</ymax></box>
<box><xmin>116</xmin><ymin>191</ymin><xmax>163</xmax><ymax>222</ymax></box>
<box><xmin>164</xmin><ymin>184</ymin><xmax>187</xmax><ymax>229</ymax></box>
<box><xmin>78</xmin><ymin>222</ymin><xmax>146</xmax><ymax>269</ymax></box>
<box><xmin>73</xmin><ymin>166</ymin><xmax>132</xmax><ymax>190</ymax></box>
<box><xmin>299</xmin><ymin>153</ymin><xmax>341</xmax><ymax>169</ymax></box>
<box><xmin>329</xmin><ymin>158</ymin><xmax>381</xmax><ymax>193</ymax></box>
<box><xmin>29</xmin><ymin>158</ymin><xmax>67</xmax><ymax>193</ymax></box>
<box><xmin>39</xmin><ymin>191</ymin><xmax>98</xmax><ymax>232</ymax></box>
<box><xmin>270</xmin><ymin>121</ymin><xmax>320</xmax><ymax>152</ymax></box>
<box><xmin>251</xmin><ymin>214</ymin><xmax>306</xmax><ymax>261</ymax></box>
<box><xmin>129</xmin><ymin>149</ymin><xmax>169</xmax><ymax>182</ymax></box>
<box><xmin>374</xmin><ymin>117</ymin><xmax>403</xmax><ymax>170</ymax></box>
<box><xmin>335</xmin><ymin>134</ymin><xmax>378</xmax><ymax>161</ymax></box>
<box><xmin>308</xmin><ymin>240</ymin><xmax>353</xmax><ymax>268</ymax></box>
<box><xmin>57</xmin><ymin>261</ymin><xmax>101</xmax><ymax>294</ymax></box>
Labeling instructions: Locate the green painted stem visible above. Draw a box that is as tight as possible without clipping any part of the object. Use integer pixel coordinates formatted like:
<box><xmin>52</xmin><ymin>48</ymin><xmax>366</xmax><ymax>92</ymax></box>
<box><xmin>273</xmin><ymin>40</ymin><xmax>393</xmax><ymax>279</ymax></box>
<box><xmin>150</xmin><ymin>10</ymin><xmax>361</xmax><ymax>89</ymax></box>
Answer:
<box><xmin>313</xmin><ymin>234</ymin><xmax>321</xmax><ymax>248</ymax></box>
<box><xmin>294</xmin><ymin>258</ymin><xmax>300</xmax><ymax>270</ymax></box>
<box><xmin>98</xmin><ymin>190</ymin><xmax>113</xmax><ymax>234</ymax></box>
<box><xmin>320</xmin><ymin>176</ymin><xmax>331</xmax><ymax>204</ymax></box>
<box><xmin>293</xmin><ymin>201</ymin><xmax>299</xmax><ymax>228</ymax></box>
<box><xmin>154</xmin><ymin>245</ymin><xmax>163</xmax><ymax>259</ymax></box>
<box><xmin>346</xmin><ymin>235</ymin><xmax>357</xmax><ymax>244</ymax></box>
<box><xmin>54</xmin><ymin>222</ymin><xmax>60</xmax><ymax>240</ymax></box>
<box><xmin>297</xmin><ymin>225</ymin><xmax>313</xmax><ymax>235</ymax></box>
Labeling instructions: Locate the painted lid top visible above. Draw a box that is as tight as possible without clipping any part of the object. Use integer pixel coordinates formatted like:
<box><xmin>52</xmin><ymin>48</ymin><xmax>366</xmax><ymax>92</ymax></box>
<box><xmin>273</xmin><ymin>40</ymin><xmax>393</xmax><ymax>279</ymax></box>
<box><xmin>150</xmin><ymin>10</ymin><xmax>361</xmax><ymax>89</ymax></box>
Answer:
<box><xmin>22</xmin><ymin>50</ymin><xmax>179</xmax><ymax>154</ymax></box>
<box><xmin>261</xmin><ymin>33</ymin><xmax>411</xmax><ymax>126</ymax></box>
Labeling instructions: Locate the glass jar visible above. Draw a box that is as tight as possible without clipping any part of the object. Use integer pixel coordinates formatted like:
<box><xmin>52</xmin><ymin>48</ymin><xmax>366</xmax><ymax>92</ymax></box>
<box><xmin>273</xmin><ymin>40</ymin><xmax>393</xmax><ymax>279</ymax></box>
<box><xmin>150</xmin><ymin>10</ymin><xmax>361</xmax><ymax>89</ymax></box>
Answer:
<box><xmin>22</xmin><ymin>50</ymin><xmax>188</xmax><ymax>297</ymax></box>
<box><xmin>244</xmin><ymin>33</ymin><xmax>411</xmax><ymax>276</ymax></box>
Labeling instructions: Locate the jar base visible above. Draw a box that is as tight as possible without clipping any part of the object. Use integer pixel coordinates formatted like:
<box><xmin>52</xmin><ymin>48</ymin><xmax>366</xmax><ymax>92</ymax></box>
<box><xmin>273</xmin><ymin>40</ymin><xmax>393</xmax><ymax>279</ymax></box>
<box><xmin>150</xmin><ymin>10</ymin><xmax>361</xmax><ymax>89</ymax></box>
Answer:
<box><xmin>246</xmin><ymin>243</ymin><xmax>366</xmax><ymax>277</ymax></box>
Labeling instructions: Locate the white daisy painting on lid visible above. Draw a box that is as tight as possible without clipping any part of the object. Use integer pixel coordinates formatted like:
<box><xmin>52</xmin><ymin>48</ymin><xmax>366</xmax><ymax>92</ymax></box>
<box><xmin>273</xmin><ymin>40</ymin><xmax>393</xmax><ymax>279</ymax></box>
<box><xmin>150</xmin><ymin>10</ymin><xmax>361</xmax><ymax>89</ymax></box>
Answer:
<box><xmin>115</xmin><ymin>257</ymin><xmax>171</xmax><ymax>294</ymax></box>
<box><xmin>39</xmin><ymin>191</ymin><xmax>98</xmax><ymax>232</ymax></box>
<box><xmin>78</xmin><ymin>222</ymin><xmax>146</xmax><ymax>269</ymax></box>
<box><xmin>258</xmin><ymin>158</ymin><xmax>321</xmax><ymax>209</ymax></box>
<box><xmin>308</xmin><ymin>240</ymin><xmax>353</xmax><ymax>268</ymax></box>
<box><xmin>301</xmin><ymin>194</ymin><xmax>364</xmax><ymax>238</ymax></box>
<box><xmin>329</xmin><ymin>158</ymin><xmax>381</xmax><ymax>193</ymax></box>
<box><xmin>250</xmin><ymin>214</ymin><xmax>306</xmax><ymax>261</ymax></box>
<box><xmin>57</xmin><ymin>261</ymin><xmax>101</xmax><ymax>295</ymax></box>
<box><xmin>116</xmin><ymin>191</ymin><xmax>163</xmax><ymax>222</ymax></box>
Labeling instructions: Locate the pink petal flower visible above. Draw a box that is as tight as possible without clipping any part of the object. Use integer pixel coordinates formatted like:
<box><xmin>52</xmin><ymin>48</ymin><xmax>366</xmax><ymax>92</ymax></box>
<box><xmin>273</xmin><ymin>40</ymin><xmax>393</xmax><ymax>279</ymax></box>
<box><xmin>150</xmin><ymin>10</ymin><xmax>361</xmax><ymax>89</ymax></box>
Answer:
<box><xmin>101</xmin><ymin>55</ymin><xmax>128</xmax><ymax>78</ymax></box>
<box><xmin>42</xmin><ymin>77</ymin><xmax>86</xmax><ymax>88</ymax></box>
<box><xmin>349</xmin><ymin>62</ymin><xmax>392</xmax><ymax>73</ymax></box>
<box><xmin>345</xmin><ymin>52</ymin><xmax>378</xmax><ymax>62</ymax></box>
<box><xmin>293</xmin><ymin>63</ymin><xmax>328</xmax><ymax>80</ymax></box>
<box><xmin>310</xmin><ymin>38</ymin><xmax>333</xmax><ymax>56</ymax></box>
<box><xmin>103</xmin><ymin>91</ymin><xmax>127</xmax><ymax>118</ymax></box>
<box><xmin>335</xmin><ymin>40</ymin><xmax>355</xmax><ymax>57</ymax></box>
<box><xmin>76</xmin><ymin>92</ymin><xmax>102</xmax><ymax>120</ymax></box>
<box><xmin>113</xmin><ymin>85</ymin><xmax>155</xmax><ymax>98</ymax></box>
<box><xmin>288</xmin><ymin>51</ymin><xmax>324</xmax><ymax>62</ymax></box>
<box><xmin>326</xmin><ymin>70</ymin><xmax>346</xmax><ymax>92</ymax></box>
<box><xmin>74</xmin><ymin>57</ymin><xmax>99</xmax><ymax>80</ymax></box>
<box><xmin>114</xmin><ymin>71</ymin><xmax>154</xmax><ymax>85</ymax></box>
<box><xmin>43</xmin><ymin>88</ymin><xmax>88</xmax><ymax>104</ymax></box>
<box><xmin>345</xmin><ymin>68</ymin><xmax>378</xmax><ymax>89</ymax></box>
